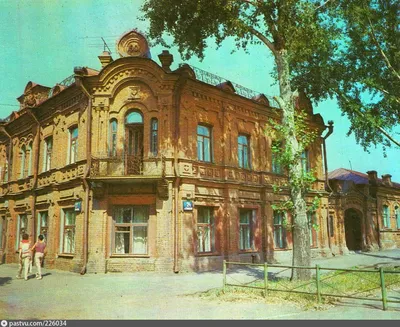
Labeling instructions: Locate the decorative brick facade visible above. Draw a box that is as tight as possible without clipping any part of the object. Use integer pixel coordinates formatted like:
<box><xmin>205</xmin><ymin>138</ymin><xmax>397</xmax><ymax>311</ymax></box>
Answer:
<box><xmin>0</xmin><ymin>30</ymin><xmax>339</xmax><ymax>273</ymax></box>
<box><xmin>328</xmin><ymin>168</ymin><xmax>400</xmax><ymax>254</ymax></box>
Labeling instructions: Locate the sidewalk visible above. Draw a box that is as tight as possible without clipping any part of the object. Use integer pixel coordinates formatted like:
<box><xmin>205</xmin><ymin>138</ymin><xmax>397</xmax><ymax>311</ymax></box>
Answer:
<box><xmin>1</xmin><ymin>249</ymin><xmax>400</xmax><ymax>320</ymax></box>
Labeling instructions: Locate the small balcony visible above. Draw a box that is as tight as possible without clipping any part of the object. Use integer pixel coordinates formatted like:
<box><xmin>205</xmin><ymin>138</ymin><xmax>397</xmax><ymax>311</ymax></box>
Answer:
<box><xmin>90</xmin><ymin>155</ymin><xmax>165</xmax><ymax>178</ymax></box>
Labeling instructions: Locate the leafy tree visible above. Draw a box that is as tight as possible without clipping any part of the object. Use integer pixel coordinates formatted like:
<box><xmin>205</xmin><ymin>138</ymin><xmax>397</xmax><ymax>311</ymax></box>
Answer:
<box><xmin>333</xmin><ymin>0</ymin><xmax>400</xmax><ymax>151</ymax></box>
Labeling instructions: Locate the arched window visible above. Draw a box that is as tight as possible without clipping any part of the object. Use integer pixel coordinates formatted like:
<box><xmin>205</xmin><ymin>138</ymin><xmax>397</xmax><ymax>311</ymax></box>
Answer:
<box><xmin>395</xmin><ymin>206</ymin><xmax>399</xmax><ymax>229</ymax></box>
<box><xmin>20</xmin><ymin>145</ymin><xmax>26</xmax><ymax>178</ymax></box>
<box><xmin>150</xmin><ymin>118</ymin><xmax>158</xmax><ymax>156</ymax></box>
<box><xmin>125</xmin><ymin>111</ymin><xmax>143</xmax><ymax>124</ymax></box>
<box><xmin>109</xmin><ymin>119</ymin><xmax>118</xmax><ymax>157</ymax></box>
<box><xmin>27</xmin><ymin>142</ymin><xmax>33</xmax><ymax>176</ymax></box>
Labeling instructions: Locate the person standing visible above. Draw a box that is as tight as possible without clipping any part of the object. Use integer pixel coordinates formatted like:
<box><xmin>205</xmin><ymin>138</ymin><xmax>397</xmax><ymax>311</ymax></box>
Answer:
<box><xmin>16</xmin><ymin>233</ymin><xmax>32</xmax><ymax>281</ymax></box>
<box><xmin>31</xmin><ymin>234</ymin><xmax>46</xmax><ymax>280</ymax></box>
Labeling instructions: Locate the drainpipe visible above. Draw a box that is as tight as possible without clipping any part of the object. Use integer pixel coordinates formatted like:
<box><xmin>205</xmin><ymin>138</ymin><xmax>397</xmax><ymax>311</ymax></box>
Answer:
<box><xmin>172</xmin><ymin>74</ymin><xmax>188</xmax><ymax>273</ymax></box>
<box><xmin>75</xmin><ymin>74</ymin><xmax>92</xmax><ymax>275</ymax></box>
<box><xmin>26</xmin><ymin>110</ymin><xmax>40</xmax><ymax>243</ymax></box>
<box><xmin>322</xmin><ymin>120</ymin><xmax>334</xmax><ymax>251</ymax></box>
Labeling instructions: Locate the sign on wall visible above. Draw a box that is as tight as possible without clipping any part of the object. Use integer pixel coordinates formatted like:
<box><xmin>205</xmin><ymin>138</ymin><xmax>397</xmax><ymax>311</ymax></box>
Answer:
<box><xmin>74</xmin><ymin>201</ymin><xmax>82</xmax><ymax>212</ymax></box>
<box><xmin>183</xmin><ymin>200</ymin><xmax>193</xmax><ymax>211</ymax></box>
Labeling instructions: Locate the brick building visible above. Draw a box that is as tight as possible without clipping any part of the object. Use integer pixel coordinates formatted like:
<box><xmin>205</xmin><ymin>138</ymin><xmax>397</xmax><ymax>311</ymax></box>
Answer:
<box><xmin>328</xmin><ymin>168</ymin><xmax>400</xmax><ymax>253</ymax></box>
<box><xmin>0</xmin><ymin>30</ymin><xmax>337</xmax><ymax>273</ymax></box>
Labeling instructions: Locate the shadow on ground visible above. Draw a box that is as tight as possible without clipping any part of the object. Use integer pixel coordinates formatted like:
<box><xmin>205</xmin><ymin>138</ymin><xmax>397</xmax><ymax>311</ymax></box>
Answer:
<box><xmin>0</xmin><ymin>277</ymin><xmax>12</xmax><ymax>286</ymax></box>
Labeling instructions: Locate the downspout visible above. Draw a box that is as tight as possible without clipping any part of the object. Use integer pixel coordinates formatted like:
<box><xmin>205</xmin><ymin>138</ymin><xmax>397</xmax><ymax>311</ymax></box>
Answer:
<box><xmin>322</xmin><ymin>120</ymin><xmax>334</xmax><ymax>251</ymax></box>
<box><xmin>172</xmin><ymin>74</ymin><xmax>188</xmax><ymax>273</ymax></box>
<box><xmin>26</xmin><ymin>110</ymin><xmax>40</xmax><ymax>243</ymax></box>
<box><xmin>75</xmin><ymin>75</ymin><xmax>92</xmax><ymax>275</ymax></box>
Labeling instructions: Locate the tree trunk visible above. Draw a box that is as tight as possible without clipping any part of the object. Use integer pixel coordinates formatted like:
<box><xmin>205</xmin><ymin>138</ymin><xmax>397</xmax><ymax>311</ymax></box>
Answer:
<box><xmin>275</xmin><ymin>49</ymin><xmax>311</xmax><ymax>280</ymax></box>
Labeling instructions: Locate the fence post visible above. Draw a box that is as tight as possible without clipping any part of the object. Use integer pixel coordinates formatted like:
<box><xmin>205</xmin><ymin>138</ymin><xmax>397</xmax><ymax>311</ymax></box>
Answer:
<box><xmin>316</xmin><ymin>264</ymin><xmax>322</xmax><ymax>304</ymax></box>
<box><xmin>264</xmin><ymin>262</ymin><xmax>268</xmax><ymax>298</ymax></box>
<box><xmin>379</xmin><ymin>267</ymin><xmax>388</xmax><ymax>311</ymax></box>
<box><xmin>223</xmin><ymin>260</ymin><xmax>227</xmax><ymax>293</ymax></box>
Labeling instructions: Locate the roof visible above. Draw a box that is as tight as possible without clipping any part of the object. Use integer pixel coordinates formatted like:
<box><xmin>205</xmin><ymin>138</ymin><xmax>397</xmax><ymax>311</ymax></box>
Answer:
<box><xmin>328</xmin><ymin>168</ymin><xmax>400</xmax><ymax>188</ymax></box>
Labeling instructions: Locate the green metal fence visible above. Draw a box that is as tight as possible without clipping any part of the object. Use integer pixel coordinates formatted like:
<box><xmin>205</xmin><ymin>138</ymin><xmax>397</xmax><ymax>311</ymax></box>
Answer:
<box><xmin>222</xmin><ymin>260</ymin><xmax>400</xmax><ymax>311</ymax></box>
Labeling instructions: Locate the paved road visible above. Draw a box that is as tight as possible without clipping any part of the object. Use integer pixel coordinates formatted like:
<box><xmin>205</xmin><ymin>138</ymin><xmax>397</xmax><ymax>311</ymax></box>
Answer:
<box><xmin>1</xmin><ymin>249</ymin><xmax>400</xmax><ymax>320</ymax></box>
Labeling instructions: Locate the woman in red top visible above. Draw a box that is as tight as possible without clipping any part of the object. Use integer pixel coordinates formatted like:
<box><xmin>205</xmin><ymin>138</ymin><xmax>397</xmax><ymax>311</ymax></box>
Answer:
<box><xmin>31</xmin><ymin>234</ymin><xmax>46</xmax><ymax>280</ymax></box>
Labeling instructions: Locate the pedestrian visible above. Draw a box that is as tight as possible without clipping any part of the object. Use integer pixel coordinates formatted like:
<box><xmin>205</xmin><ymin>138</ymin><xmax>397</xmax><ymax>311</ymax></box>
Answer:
<box><xmin>31</xmin><ymin>234</ymin><xmax>46</xmax><ymax>280</ymax></box>
<box><xmin>16</xmin><ymin>233</ymin><xmax>32</xmax><ymax>281</ymax></box>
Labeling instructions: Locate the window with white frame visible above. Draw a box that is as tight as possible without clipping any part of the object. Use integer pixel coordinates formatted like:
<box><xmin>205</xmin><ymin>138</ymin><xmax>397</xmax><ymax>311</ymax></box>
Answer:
<box><xmin>197</xmin><ymin>125</ymin><xmax>212</xmax><ymax>162</ymax></box>
<box><xmin>109</xmin><ymin>119</ymin><xmax>118</xmax><ymax>157</ymax></box>
<box><xmin>43</xmin><ymin>136</ymin><xmax>53</xmax><ymax>172</ymax></box>
<box><xmin>60</xmin><ymin>209</ymin><xmax>76</xmax><ymax>254</ymax></box>
<box><xmin>395</xmin><ymin>206</ymin><xmax>399</xmax><ymax>229</ymax></box>
<box><xmin>238</xmin><ymin>134</ymin><xmax>250</xmax><ymax>169</ymax></box>
<box><xmin>68</xmin><ymin>126</ymin><xmax>78</xmax><ymax>164</ymax></box>
<box><xmin>273</xmin><ymin>211</ymin><xmax>287</xmax><ymax>249</ymax></box>
<box><xmin>16</xmin><ymin>214</ymin><xmax>28</xmax><ymax>250</ymax></box>
<box><xmin>197</xmin><ymin>207</ymin><xmax>215</xmax><ymax>253</ymax></box>
<box><xmin>113</xmin><ymin>206</ymin><xmax>149</xmax><ymax>255</ymax></box>
<box><xmin>239</xmin><ymin>209</ymin><xmax>253</xmax><ymax>250</ymax></box>
<box><xmin>383</xmin><ymin>205</ymin><xmax>390</xmax><ymax>228</ymax></box>
<box><xmin>37</xmin><ymin>211</ymin><xmax>48</xmax><ymax>242</ymax></box>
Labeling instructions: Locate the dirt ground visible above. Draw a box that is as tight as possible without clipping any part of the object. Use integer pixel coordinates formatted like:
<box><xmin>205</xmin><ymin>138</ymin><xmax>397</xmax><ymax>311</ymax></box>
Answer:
<box><xmin>1</xmin><ymin>249</ymin><xmax>400</xmax><ymax>320</ymax></box>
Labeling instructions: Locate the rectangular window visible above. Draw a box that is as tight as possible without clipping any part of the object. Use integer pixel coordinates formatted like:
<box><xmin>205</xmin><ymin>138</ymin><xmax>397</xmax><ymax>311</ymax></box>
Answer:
<box><xmin>109</xmin><ymin>120</ymin><xmax>118</xmax><ymax>157</ymax></box>
<box><xmin>273</xmin><ymin>211</ymin><xmax>287</xmax><ymax>249</ymax></box>
<box><xmin>113</xmin><ymin>206</ymin><xmax>149</xmax><ymax>255</ymax></box>
<box><xmin>69</xmin><ymin>126</ymin><xmax>78</xmax><ymax>164</ymax></box>
<box><xmin>43</xmin><ymin>136</ymin><xmax>53</xmax><ymax>172</ymax></box>
<box><xmin>239</xmin><ymin>209</ymin><xmax>253</xmax><ymax>250</ymax></box>
<box><xmin>16</xmin><ymin>214</ymin><xmax>28</xmax><ymax>250</ymax></box>
<box><xmin>197</xmin><ymin>207</ymin><xmax>215</xmax><ymax>253</ymax></box>
<box><xmin>197</xmin><ymin>125</ymin><xmax>212</xmax><ymax>162</ymax></box>
<box><xmin>383</xmin><ymin>205</ymin><xmax>390</xmax><ymax>228</ymax></box>
<box><xmin>238</xmin><ymin>134</ymin><xmax>250</xmax><ymax>169</ymax></box>
<box><xmin>307</xmin><ymin>212</ymin><xmax>317</xmax><ymax>247</ymax></box>
<box><xmin>61</xmin><ymin>209</ymin><xmax>76</xmax><ymax>254</ymax></box>
<box><xmin>37</xmin><ymin>211</ymin><xmax>48</xmax><ymax>242</ymax></box>
<box><xmin>150</xmin><ymin>118</ymin><xmax>158</xmax><ymax>156</ymax></box>
<box><xmin>301</xmin><ymin>149</ymin><xmax>310</xmax><ymax>173</ymax></box>
<box><xmin>329</xmin><ymin>215</ymin><xmax>334</xmax><ymax>237</ymax></box>
<box><xmin>271</xmin><ymin>142</ymin><xmax>283</xmax><ymax>174</ymax></box>
<box><xmin>395</xmin><ymin>206</ymin><xmax>400</xmax><ymax>229</ymax></box>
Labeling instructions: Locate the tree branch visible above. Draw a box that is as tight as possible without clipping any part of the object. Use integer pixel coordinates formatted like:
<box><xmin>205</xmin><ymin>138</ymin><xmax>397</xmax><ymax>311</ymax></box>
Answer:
<box><xmin>336</xmin><ymin>92</ymin><xmax>400</xmax><ymax>147</ymax></box>
<box><xmin>316</xmin><ymin>0</ymin><xmax>334</xmax><ymax>10</ymax></box>
<box><xmin>366</xmin><ymin>15</ymin><xmax>400</xmax><ymax>82</ymax></box>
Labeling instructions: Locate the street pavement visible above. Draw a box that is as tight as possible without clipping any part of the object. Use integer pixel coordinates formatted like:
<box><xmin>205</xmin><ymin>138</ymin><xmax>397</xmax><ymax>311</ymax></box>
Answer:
<box><xmin>1</xmin><ymin>249</ymin><xmax>400</xmax><ymax>320</ymax></box>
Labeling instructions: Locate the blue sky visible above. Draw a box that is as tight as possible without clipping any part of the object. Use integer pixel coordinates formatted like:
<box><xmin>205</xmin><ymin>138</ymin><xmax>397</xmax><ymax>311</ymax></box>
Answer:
<box><xmin>0</xmin><ymin>0</ymin><xmax>398</xmax><ymax>181</ymax></box>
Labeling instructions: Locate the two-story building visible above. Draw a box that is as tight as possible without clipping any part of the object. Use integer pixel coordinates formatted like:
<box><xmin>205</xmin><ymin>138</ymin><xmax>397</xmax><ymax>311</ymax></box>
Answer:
<box><xmin>0</xmin><ymin>30</ymin><xmax>334</xmax><ymax>273</ymax></box>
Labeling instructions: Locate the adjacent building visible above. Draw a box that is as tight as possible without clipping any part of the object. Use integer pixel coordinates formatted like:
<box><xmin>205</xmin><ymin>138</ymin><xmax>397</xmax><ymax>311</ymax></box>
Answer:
<box><xmin>328</xmin><ymin>168</ymin><xmax>400</xmax><ymax>253</ymax></box>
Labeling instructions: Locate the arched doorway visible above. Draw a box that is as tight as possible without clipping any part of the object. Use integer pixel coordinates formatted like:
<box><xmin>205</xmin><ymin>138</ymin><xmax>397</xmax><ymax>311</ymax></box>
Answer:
<box><xmin>344</xmin><ymin>208</ymin><xmax>363</xmax><ymax>251</ymax></box>
<box><xmin>125</xmin><ymin>110</ymin><xmax>143</xmax><ymax>174</ymax></box>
